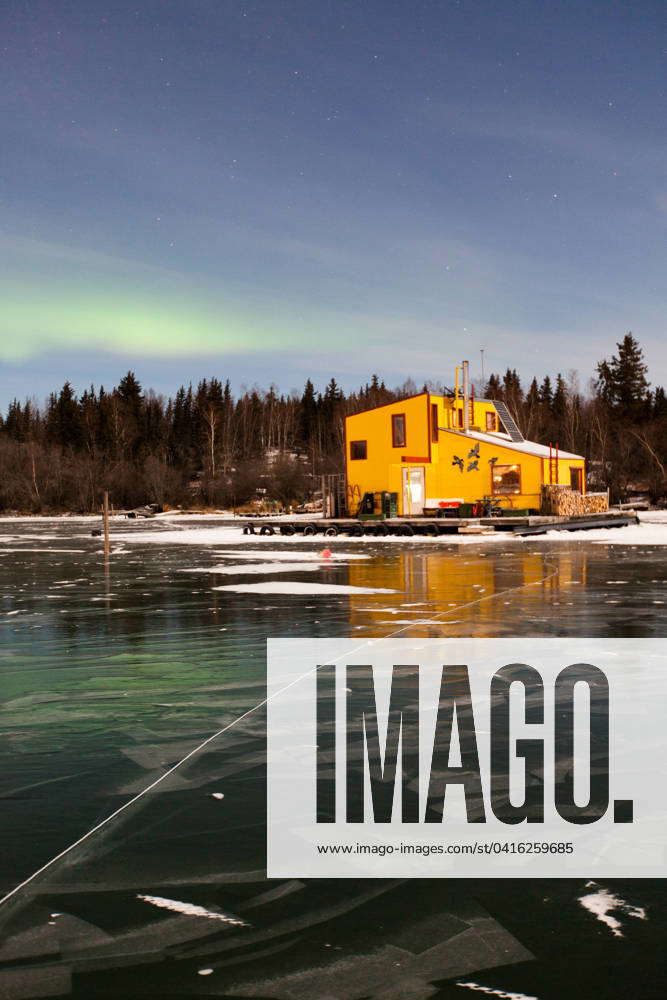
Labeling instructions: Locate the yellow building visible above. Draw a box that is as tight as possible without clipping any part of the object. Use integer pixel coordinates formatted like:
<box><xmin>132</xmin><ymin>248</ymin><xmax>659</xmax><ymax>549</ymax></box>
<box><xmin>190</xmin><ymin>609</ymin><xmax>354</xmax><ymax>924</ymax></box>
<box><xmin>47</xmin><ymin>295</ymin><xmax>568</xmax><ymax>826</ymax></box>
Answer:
<box><xmin>344</xmin><ymin>377</ymin><xmax>586</xmax><ymax>516</ymax></box>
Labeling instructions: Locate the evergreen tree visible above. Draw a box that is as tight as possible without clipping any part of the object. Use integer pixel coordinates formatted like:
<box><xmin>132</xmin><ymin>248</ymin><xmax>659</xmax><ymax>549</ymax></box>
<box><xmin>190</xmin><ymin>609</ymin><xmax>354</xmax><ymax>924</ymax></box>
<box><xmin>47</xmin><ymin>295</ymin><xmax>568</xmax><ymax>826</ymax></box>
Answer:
<box><xmin>552</xmin><ymin>374</ymin><xmax>567</xmax><ymax>424</ymax></box>
<box><xmin>115</xmin><ymin>370</ymin><xmax>144</xmax><ymax>455</ymax></box>
<box><xmin>117</xmin><ymin>370</ymin><xmax>143</xmax><ymax>405</ymax></box>
<box><xmin>596</xmin><ymin>333</ymin><xmax>650</xmax><ymax>420</ymax></box>
<box><xmin>653</xmin><ymin>386</ymin><xmax>667</xmax><ymax>420</ymax></box>
<box><xmin>299</xmin><ymin>379</ymin><xmax>317</xmax><ymax>451</ymax></box>
<box><xmin>46</xmin><ymin>382</ymin><xmax>83</xmax><ymax>450</ymax></box>
<box><xmin>5</xmin><ymin>400</ymin><xmax>25</xmax><ymax>440</ymax></box>
<box><xmin>526</xmin><ymin>377</ymin><xmax>540</xmax><ymax>409</ymax></box>
<box><xmin>539</xmin><ymin>375</ymin><xmax>553</xmax><ymax>407</ymax></box>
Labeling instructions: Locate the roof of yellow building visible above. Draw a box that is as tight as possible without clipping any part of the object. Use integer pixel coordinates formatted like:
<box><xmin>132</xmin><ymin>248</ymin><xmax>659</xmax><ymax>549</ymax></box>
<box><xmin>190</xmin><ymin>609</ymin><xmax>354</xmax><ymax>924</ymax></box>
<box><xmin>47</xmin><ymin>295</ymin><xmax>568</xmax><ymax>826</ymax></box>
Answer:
<box><xmin>445</xmin><ymin>427</ymin><xmax>584</xmax><ymax>461</ymax></box>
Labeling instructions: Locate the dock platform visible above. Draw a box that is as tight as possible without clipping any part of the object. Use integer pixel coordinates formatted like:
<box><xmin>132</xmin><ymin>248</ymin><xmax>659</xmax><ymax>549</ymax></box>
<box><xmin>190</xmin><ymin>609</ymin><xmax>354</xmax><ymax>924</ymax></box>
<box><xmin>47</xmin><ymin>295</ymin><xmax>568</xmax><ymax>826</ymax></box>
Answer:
<box><xmin>241</xmin><ymin>511</ymin><xmax>638</xmax><ymax>538</ymax></box>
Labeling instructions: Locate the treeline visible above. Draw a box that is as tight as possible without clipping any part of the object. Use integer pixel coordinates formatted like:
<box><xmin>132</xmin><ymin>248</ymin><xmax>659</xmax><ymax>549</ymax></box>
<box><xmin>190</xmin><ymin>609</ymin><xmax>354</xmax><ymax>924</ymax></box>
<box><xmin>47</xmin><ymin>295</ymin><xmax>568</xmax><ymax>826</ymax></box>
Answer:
<box><xmin>0</xmin><ymin>334</ymin><xmax>664</xmax><ymax>511</ymax></box>
<box><xmin>0</xmin><ymin>371</ymin><xmax>400</xmax><ymax>511</ymax></box>
<box><xmin>483</xmin><ymin>334</ymin><xmax>666</xmax><ymax>501</ymax></box>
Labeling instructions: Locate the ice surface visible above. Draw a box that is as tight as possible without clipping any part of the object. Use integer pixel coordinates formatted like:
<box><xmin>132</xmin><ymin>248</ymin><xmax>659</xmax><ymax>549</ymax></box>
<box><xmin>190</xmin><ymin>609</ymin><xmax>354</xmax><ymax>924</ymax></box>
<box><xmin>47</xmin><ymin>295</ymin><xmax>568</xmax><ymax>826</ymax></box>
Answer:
<box><xmin>0</xmin><ymin>921</ymin><xmax>60</xmax><ymax>962</ymax></box>
<box><xmin>238</xmin><ymin>880</ymin><xmax>306</xmax><ymax>912</ymax></box>
<box><xmin>225</xmin><ymin>905</ymin><xmax>534</xmax><ymax>999</ymax></box>
<box><xmin>0</xmin><ymin>964</ymin><xmax>72</xmax><ymax>998</ymax></box>
<box><xmin>378</xmin><ymin>619</ymin><xmax>461</xmax><ymax>625</ymax></box>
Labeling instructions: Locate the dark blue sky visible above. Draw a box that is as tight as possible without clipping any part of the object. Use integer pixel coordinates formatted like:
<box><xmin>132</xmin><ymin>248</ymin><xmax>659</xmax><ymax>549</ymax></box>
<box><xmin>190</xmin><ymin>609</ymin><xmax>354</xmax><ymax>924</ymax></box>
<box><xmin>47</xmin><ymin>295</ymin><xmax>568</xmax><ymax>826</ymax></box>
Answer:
<box><xmin>2</xmin><ymin>0</ymin><xmax>665</xmax><ymax>405</ymax></box>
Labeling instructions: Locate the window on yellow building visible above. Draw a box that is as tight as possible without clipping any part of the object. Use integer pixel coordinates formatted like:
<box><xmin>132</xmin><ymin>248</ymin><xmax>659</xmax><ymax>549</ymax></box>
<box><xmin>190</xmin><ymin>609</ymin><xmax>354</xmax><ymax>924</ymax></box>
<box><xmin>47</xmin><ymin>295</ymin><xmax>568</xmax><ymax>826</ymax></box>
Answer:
<box><xmin>486</xmin><ymin>412</ymin><xmax>497</xmax><ymax>431</ymax></box>
<box><xmin>392</xmin><ymin>413</ymin><xmax>406</xmax><ymax>448</ymax></box>
<box><xmin>492</xmin><ymin>464</ymin><xmax>521</xmax><ymax>494</ymax></box>
<box><xmin>454</xmin><ymin>408</ymin><xmax>463</xmax><ymax>428</ymax></box>
<box><xmin>431</xmin><ymin>403</ymin><xmax>439</xmax><ymax>442</ymax></box>
<box><xmin>350</xmin><ymin>440</ymin><xmax>367</xmax><ymax>460</ymax></box>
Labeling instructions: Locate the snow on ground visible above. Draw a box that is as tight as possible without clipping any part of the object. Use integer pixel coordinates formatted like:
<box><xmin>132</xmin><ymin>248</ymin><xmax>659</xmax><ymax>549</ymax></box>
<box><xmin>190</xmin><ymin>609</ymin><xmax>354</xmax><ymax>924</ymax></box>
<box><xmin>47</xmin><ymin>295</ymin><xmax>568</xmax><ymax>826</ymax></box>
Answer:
<box><xmin>111</xmin><ymin>516</ymin><xmax>667</xmax><ymax>548</ymax></box>
<box><xmin>213</xmin><ymin>582</ymin><xmax>398</xmax><ymax>595</ymax></box>
<box><xmin>542</xmin><ymin>516</ymin><xmax>667</xmax><ymax>545</ymax></box>
<box><xmin>639</xmin><ymin>510</ymin><xmax>667</xmax><ymax>522</ymax></box>
<box><xmin>112</xmin><ymin>526</ymin><xmax>275</xmax><ymax>546</ymax></box>
<box><xmin>0</xmin><ymin>512</ymin><xmax>238</xmax><ymax>523</ymax></box>
<box><xmin>2</xmin><ymin>510</ymin><xmax>667</xmax><ymax>547</ymax></box>
<box><xmin>110</xmin><ymin>525</ymin><xmax>510</xmax><ymax>546</ymax></box>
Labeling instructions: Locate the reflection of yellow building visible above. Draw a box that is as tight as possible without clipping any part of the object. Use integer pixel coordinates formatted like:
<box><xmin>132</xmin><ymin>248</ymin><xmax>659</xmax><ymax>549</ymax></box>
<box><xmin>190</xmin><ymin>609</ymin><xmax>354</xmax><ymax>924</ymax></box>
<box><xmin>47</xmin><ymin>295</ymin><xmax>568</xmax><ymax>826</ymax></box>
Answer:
<box><xmin>346</xmin><ymin>549</ymin><xmax>588</xmax><ymax>636</ymax></box>
<box><xmin>345</xmin><ymin>367</ymin><xmax>586</xmax><ymax>516</ymax></box>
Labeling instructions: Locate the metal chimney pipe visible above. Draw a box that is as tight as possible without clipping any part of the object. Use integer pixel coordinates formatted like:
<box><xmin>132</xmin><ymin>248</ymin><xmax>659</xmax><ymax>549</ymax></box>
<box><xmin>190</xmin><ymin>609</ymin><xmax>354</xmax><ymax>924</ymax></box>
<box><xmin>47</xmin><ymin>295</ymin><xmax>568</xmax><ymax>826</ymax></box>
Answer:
<box><xmin>462</xmin><ymin>360</ymin><xmax>470</xmax><ymax>432</ymax></box>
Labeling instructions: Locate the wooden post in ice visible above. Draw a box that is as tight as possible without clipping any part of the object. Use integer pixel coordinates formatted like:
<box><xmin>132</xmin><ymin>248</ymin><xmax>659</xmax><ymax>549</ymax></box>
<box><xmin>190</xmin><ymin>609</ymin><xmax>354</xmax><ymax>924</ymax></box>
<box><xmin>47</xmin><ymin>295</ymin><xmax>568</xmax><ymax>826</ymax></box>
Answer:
<box><xmin>103</xmin><ymin>491</ymin><xmax>110</xmax><ymax>561</ymax></box>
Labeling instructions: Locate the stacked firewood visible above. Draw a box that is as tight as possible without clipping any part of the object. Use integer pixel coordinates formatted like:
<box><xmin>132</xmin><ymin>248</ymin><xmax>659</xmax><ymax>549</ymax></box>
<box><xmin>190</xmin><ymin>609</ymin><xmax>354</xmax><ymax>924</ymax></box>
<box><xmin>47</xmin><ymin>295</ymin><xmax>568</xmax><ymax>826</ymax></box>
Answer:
<box><xmin>540</xmin><ymin>485</ymin><xmax>608</xmax><ymax>516</ymax></box>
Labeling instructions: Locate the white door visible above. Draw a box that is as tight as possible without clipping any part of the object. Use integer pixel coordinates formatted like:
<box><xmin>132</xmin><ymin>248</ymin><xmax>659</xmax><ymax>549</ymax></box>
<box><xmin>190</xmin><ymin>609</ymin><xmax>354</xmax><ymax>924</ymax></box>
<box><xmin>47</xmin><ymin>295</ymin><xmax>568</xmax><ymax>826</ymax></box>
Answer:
<box><xmin>402</xmin><ymin>467</ymin><xmax>425</xmax><ymax>515</ymax></box>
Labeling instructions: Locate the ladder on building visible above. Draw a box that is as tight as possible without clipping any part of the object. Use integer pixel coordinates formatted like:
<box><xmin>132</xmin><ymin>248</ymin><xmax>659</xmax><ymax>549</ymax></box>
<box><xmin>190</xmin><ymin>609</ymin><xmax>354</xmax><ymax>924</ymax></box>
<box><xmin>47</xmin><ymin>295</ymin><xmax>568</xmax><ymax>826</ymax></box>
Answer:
<box><xmin>548</xmin><ymin>443</ymin><xmax>559</xmax><ymax>485</ymax></box>
<box><xmin>492</xmin><ymin>400</ymin><xmax>525</xmax><ymax>442</ymax></box>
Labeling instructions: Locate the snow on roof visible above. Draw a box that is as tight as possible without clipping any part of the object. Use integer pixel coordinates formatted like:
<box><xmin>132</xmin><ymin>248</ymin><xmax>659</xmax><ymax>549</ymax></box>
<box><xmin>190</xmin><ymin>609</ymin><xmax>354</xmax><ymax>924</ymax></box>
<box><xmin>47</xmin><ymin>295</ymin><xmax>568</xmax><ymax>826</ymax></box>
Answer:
<box><xmin>443</xmin><ymin>427</ymin><xmax>584</xmax><ymax>461</ymax></box>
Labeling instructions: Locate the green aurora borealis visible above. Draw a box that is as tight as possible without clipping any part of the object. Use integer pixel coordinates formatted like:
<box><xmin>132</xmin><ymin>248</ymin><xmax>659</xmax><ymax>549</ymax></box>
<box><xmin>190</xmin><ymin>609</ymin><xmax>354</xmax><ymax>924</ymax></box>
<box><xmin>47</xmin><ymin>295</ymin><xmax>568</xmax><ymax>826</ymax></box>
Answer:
<box><xmin>0</xmin><ymin>281</ymin><xmax>307</xmax><ymax>361</ymax></box>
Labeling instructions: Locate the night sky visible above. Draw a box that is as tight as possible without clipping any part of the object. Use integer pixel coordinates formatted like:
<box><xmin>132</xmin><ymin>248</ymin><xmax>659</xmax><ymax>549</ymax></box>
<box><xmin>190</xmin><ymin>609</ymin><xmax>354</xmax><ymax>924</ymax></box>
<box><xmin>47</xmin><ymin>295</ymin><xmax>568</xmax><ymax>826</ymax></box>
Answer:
<box><xmin>2</xmin><ymin>1</ymin><xmax>665</xmax><ymax>406</ymax></box>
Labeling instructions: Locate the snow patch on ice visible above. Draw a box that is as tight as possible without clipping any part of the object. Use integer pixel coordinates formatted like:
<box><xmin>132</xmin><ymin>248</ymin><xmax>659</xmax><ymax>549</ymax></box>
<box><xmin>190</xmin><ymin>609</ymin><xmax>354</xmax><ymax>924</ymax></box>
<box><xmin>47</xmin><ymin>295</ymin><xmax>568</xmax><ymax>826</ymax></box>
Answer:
<box><xmin>213</xmin><ymin>581</ymin><xmax>398</xmax><ymax>595</ymax></box>
<box><xmin>456</xmin><ymin>983</ymin><xmax>538</xmax><ymax>1000</ymax></box>
<box><xmin>578</xmin><ymin>885</ymin><xmax>646</xmax><ymax>937</ymax></box>
<box><xmin>178</xmin><ymin>562</ymin><xmax>321</xmax><ymax>575</ymax></box>
<box><xmin>214</xmin><ymin>549</ymin><xmax>369</xmax><ymax>561</ymax></box>
<box><xmin>0</xmin><ymin>534</ymin><xmax>63</xmax><ymax>541</ymax></box>
<box><xmin>137</xmin><ymin>894</ymin><xmax>247</xmax><ymax>926</ymax></box>
<box><xmin>546</xmin><ymin>521</ymin><xmax>667</xmax><ymax>546</ymax></box>
<box><xmin>0</xmin><ymin>548</ymin><xmax>85</xmax><ymax>554</ymax></box>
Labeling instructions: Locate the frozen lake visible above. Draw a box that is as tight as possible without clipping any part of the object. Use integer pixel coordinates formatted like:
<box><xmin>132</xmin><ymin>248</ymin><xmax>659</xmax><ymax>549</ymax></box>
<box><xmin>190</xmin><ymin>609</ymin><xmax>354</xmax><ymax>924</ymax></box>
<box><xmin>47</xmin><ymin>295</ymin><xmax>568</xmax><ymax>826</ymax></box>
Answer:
<box><xmin>0</xmin><ymin>516</ymin><xmax>665</xmax><ymax>997</ymax></box>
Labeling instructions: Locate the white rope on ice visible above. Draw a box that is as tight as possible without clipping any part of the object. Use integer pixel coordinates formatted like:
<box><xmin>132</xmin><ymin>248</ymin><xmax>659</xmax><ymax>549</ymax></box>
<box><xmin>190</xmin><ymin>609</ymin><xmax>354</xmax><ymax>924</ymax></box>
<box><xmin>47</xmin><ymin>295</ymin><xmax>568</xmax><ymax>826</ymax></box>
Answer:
<box><xmin>0</xmin><ymin>560</ymin><xmax>559</xmax><ymax>909</ymax></box>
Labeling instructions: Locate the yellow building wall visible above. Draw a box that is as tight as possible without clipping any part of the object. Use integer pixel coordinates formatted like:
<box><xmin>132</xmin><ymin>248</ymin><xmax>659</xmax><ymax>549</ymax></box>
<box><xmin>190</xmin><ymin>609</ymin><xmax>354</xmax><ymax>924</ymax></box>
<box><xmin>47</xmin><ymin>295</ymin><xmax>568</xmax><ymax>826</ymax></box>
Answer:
<box><xmin>346</xmin><ymin>395</ymin><xmax>431</xmax><ymax>515</ymax></box>
<box><xmin>345</xmin><ymin>393</ymin><xmax>586</xmax><ymax>514</ymax></box>
<box><xmin>429</xmin><ymin>428</ymin><xmax>584</xmax><ymax>509</ymax></box>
